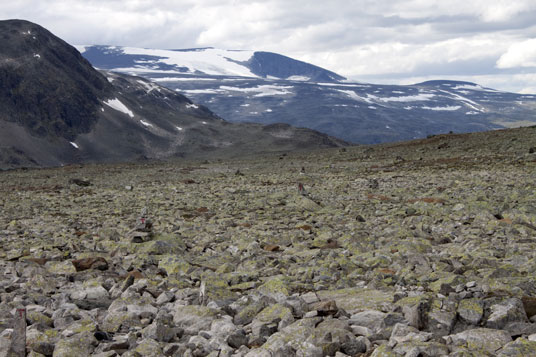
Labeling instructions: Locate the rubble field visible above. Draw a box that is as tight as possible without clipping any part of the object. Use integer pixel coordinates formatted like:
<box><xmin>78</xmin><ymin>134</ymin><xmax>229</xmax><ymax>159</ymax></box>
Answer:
<box><xmin>2</xmin><ymin>127</ymin><xmax>536</xmax><ymax>356</ymax></box>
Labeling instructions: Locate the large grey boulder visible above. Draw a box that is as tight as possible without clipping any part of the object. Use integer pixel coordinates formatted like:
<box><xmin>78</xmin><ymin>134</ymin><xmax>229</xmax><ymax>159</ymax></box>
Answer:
<box><xmin>446</xmin><ymin>328</ymin><xmax>512</xmax><ymax>354</ymax></box>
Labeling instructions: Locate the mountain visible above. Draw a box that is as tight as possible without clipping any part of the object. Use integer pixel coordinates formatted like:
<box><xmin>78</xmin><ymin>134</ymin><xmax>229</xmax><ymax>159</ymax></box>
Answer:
<box><xmin>79</xmin><ymin>45</ymin><xmax>536</xmax><ymax>144</ymax></box>
<box><xmin>0</xmin><ymin>20</ymin><xmax>347</xmax><ymax>169</ymax></box>
<box><xmin>77</xmin><ymin>45</ymin><xmax>345</xmax><ymax>82</ymax></box>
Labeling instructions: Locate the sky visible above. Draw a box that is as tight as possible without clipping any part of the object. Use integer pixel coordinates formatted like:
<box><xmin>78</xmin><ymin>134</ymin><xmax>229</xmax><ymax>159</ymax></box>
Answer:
<box><xmin>2</xmin><ymin>0</ymin><xmax>536</xmax><ymax>93</ymax></box>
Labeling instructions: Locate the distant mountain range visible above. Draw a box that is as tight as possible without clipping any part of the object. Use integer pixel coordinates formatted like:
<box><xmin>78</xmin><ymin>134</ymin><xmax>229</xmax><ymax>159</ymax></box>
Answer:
<box><xmin>0</xmin><ymin>20</ymin><xmax>346</xmax><ymax>169</ymax></box>
<box><xmin>78</xmin><ymin>45</ymin><xmax>536</xmax><ymax>144</ymax></box>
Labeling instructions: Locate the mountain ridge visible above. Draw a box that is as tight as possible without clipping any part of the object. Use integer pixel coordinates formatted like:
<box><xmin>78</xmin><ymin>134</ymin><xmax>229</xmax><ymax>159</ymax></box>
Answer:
<box><xmin>0</xmin><ymin>20</ymin><xmax>347</xmax><ymax>169</ymax></box>
<box><xmin>79</xmin><ymin>45</ymin><xmax>536</xmax><ymax>144</ymax></box>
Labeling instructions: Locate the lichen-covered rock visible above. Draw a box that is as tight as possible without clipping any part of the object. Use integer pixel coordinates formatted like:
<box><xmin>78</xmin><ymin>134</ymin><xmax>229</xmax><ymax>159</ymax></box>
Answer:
<box><xmin>4</xmin><ymin>126</ymin><xmax>536</xmax><ymax>356</ymax></box>
<box><xmin>446</xmin><ymin>328</ymin><xmax>512</xmax><ymax>354</ymax></box>
<box><xmin>349</xmin><ymin>310</ymin><xmax>386</xmax><ymax>333</ymax></box>
<box><xmin>52</xmin><ymin>331</ymin><xmax>97</xmax><ymax>357</ymax></box>
<box><xmin>257</xmin><ymin>276</ymin><xmax>290</xmax><ymax>302</ymax></box>
<box><xmin>498</xmin><ymin>338</ymin><xmax>536</xmax><ymax>356</ymax></box>
<box><xmin>457</xmin><ymin>298</ymin><xmax>484</xmax><ymax>325</ymax></box>
<box><xmin>173</xmin><ymin>305</ymin><xmax>220</xmax><ymax>335</ymax></box>
<box><xmin>252</xmin><ymin>303</ymin><xmax>294</xmax><ymax>335</ymax></box>
<box><xmin>486</xmin><ymin>298</ymin><xmax>529</xmax><ymax>329</ymax></box>
<box><xmin>133</xmin><ymin>338</ymin><xmax>165</xmax><ymax>357</ymax></box>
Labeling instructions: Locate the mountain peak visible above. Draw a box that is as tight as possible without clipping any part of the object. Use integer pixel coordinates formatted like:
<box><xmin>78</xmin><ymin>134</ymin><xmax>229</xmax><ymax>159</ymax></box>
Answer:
<box><xmin>0</xmin><ymin>19</ymin><xmax>113</xmax><ymax>140</ymax></box>
<box><xmin>248</xmin><ymin>51</ymin><xmax>345</xmax><ymax>82</ymax></box>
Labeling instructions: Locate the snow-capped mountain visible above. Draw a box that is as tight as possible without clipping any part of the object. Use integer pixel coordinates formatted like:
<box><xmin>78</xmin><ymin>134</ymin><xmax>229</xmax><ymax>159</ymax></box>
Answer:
<box><xmin>0</xmin><ymin>20</ymin><xmax>347</xmax><ymax>169</ymax></box>
<box><xmin>79</xmin><ymin>45</ymin><xmax>536</xmax><ymax>144</ymax></box>
<box><xmin>76</xmin><ymin>46</ymin><xmax>344</xmax><ymax>82</ymax></box>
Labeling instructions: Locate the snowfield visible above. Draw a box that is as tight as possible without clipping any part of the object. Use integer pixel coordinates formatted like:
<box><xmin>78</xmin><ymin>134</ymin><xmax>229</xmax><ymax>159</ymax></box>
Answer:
<box><xmin>103</xmin><ymin>98</ymin><xmax>134</xmax><ymax>118</ymax></box>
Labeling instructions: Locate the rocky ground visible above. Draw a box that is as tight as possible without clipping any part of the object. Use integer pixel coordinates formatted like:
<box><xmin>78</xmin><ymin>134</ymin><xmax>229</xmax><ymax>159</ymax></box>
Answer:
<box><xmin>2</xmin><ymin>126</ymin><xmax>536</xmax><ymax>356</ymax></box>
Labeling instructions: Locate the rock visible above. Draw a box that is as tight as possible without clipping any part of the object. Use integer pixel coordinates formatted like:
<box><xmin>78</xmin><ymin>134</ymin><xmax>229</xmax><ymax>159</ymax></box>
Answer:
<box><xmin>457</xmin><ymin>298</ymin><xmax>484</xmax><ymax>325</ymax></box>
<box><xmin>69</xmin><ymin>178</ymin><xmax>91</xmax><ymax>186</ymax></box>
<box><xmin>398</xmin><ymin>296</ymin><xmax>429</xmax><ymax>330</ymax></box>
<box><xmin>349</xmin><ymin>310</ymin><xmax>386</xmax><ymax>332</ymax></box>
<box><xmin>389</xmin><ymin>323</ymin><xmax>432</xmax><ymax>345</ymax></box>
<box><xmin>311</xmin><ymin>300</ymin><xmax>338</xmax><ymax>316</ymax></box>
<box><xmin>70</xmin><ymin>282</ymin><xmax>109</xmax><ymax>301</ymax></box>
<box><xmin>52</xmin><ymin>331</ymin><xmax>97</xmax><ymax>356</ymax></box>
<box><xmin>27</xmin><ymin>310</ymin><xmax>53</xmax><ymax>327</ymax></box>
<box><xmin>227</xmin><ymin>330</ymin><xmax>248</xmax><ymax>349</ymax></box>
<box><xmin>31</xmin><ymin>341</ymin><xmax>55</xmax><ymax>356</ymax></box>
<box><xmin>446</xmin><ymin>328</ymin><xmax>512</xmax><ymax>354</ymax></box>
<box><xmin>251</xmin><ymin>303</ymin><xmax>294</xmax><ymax>335</ymax></box>
<box><xmin>142</xmin><ymin>320</ymin><xmax>176</xmax><ymax>342</ymax></box>
<box><xmin>254</xmin><ymin>317</ymin><xmax>322</xmax><ymax>355</ymax></box>
<box><xmin>257</xmin><ymin>276</ymin><xmax>290</xmax><ymax>302</ymax></box>
<box><xmin>497</xmin><ymin>338</ymin><xmax>536</xmax><ymax>356</ymax></box>
<box><xmin>487</xmin><ymin>298</ymin><xmax>529</xmax><ymax>329</ymax></box>
<box><xmin>71</xmin><ymin>257</ymin><xmax>108</xmax><ymax>271</ymax></box>
<box><xmin>101</xmin><ymin>311</ymin><xmax>141</xmax><ymax>333</ymax></box>
<box><xmin>133</xmin><ymin>338</ymin><xmax>165</xmax><ymax>357</ymax></box>
<box><xmin>427</xmin><ymin>309</ymin><xmax>456</xmax><ymax>337</ymax></box>
<box><xmin>233</xmin><ymin>300</ymin><xmax>269</xmax><ymax>326</ymax></box>
<box><xmin>522</xmin><ymin>296</ymin><xmax>536</xmax><ymax>318</ymax></box>
<box><xmin>173</xmin><ymin>305</ymin><xmax>219</xmax><ymax>335</ymax></box>
<box><xmin>340</xmin><ymin>337</ymin><xmax>367</xmax><ymax>355</ymax></box>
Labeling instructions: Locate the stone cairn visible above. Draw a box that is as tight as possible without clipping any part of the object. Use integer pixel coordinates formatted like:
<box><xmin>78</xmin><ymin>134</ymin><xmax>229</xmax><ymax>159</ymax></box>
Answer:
<box><xmin>130</xmin><ymin>207</ymin><xmax>153</xmax><ymax>243</ymax></box>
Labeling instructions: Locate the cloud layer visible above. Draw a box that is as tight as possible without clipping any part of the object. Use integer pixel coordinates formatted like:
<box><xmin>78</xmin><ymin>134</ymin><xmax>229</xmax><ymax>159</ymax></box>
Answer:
<box><xmin>1</xmin><ymin>0</ymin><xmax>536</xmax><ymax>93</ymax></box>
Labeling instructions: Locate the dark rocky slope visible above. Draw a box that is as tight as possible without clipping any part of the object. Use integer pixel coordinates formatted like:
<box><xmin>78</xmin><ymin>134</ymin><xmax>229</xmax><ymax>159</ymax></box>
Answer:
<box><xmin>0</xmin><ymin>20</ymin><xmax>347</xmax><ymax>169</ymax></box>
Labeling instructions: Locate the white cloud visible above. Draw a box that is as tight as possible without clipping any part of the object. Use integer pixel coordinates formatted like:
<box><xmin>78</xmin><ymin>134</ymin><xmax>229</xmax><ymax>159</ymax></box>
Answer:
<box><xmin>1</xmin><ymin>0</ymin><xmax>536</xmax><ymax>92</ymax></box>
<box><xmin>496</xmin><ymin>39</ymin><xmax>536</xmax><ymax>68</ymax></box>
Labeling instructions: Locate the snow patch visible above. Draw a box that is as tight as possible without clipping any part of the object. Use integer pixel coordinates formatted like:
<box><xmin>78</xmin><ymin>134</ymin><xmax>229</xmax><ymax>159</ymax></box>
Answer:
<box><xmin>70</xmin><ymin>142</ymin><xmax>79</xmax><ymax>149</ymax></box>
<box><xmin>466</xmin><ymin>111</ymin><xmax>480</xmax><ymax>115</ymax></box>
<box><xmin>438</xmin><ymin>90</ymin><xmax>483</xmax><ymax>112</ymax></box>
<box><xmin>202</xmin><ymin>121</ymin><xmax>208</xmax><ymax>125</ymax></box>
<box><xmin>176</xmin><ymin>126</ymin><xmax>184</xmax><ymax>131</ymax></box>
<box><xmin>156</xmin><ymin>77</ymin><xmax>214</xmax><ymax>82</ymax></box>
<box><xmin>103</xmin><ymin>98</ymin><xmax>134</xmax><ymax>118</ymax></box>
<box><xmin>181</xmin><ymin>89</ymin><xmax>220</xmax><ymax>94</ymax></box>
<box><xmin>121</xmin><ymin>47</ymin><xmax>256</xmax><ymax>77</ymax></box>
<box><xmin>371</xmin><ymin>93</ymin><xmax>436</xmax><ymax>102</ymax></box>
<box><xmin>337</xmin><ymin>90</ymin><xmax>372</xmax><ymax>103</ymax></box>
<box><xmin>287</xmin><ymin>75</ymin><xmax>310</xmax><ymax>81</ymax></box>
<box><xmin>186</xmin><ymin>103</ymin><xmax>199</xmax><ymax>109</ymax></box>
<box><xmin>368</xmin><ymin>106</ymin><xmax>377</xmax><ymax>110</ymax></box>
<box><xmin>240</xmin><ymin>103</ymin><xmax>250</xmax><ymax>107</ymax></box>
<box><xmin>220</xmin><ymin>85</ymin><xmax>293</xmax><ymax>97</ymax></box>
<box><xmin>137</xmin><ymin>80</ymin><xmax>160</xmax><ymax>93</ymax></box>
<box><xmin>107</xmin><ymin>77</ymin><xmax>115</xmax><ymax>83</ymax></box>
<box><xmin>265</xmin><ymin>108</ymin><xmax>273</xmax><ymax>112</ymax></box>
<box><xmin>453</xmin><ymin>84</ymin><xmax>497</xmax><ymax>92</ymax></box>
<box><xmin>318</xmin><ymin>83</ymin><xmax>370</xmax><ymax>88</ymax></box>
<box><xmin>421</xmin><ymin>105</ymin><xmax>461</xmax><ymax>111</ymax></box>
<box><xmin>33</xmin><ymin>54</ymin><xmax>40</xmax><ymax>59</ymax></box>
<box><xmin>140</xmin><ymin>120</ymin><xmax>153</xmax><ymax>127</ymax></box>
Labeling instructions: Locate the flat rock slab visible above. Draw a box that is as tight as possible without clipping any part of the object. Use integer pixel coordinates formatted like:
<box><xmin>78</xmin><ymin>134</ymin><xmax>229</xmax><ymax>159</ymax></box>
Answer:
<box><xmin>316</xmin><ymin>288</ymin><xmax>393</xmax><ymax>314</ymax></box>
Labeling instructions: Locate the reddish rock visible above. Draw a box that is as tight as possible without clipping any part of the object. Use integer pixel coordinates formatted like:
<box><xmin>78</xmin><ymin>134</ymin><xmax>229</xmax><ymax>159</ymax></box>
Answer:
<box><xmin>27</xmin><ymin>258</ymin><xmax>48</xmax><ymax>265</ymax></box>
<box><xmin>263</xmin><ymin>244</ymin><xmax>280</xmax><ymax>252</ymax></box>
<box><xmin>312</xmin><ymin>300</ymin><xmax>338</xmax><ymax>316</ymax></box>
<box><xmin>72</xmin><ymin>257</ymin><xmax>109</xmax><ymax>272</ymax></box>
<box><xmin>522</xmin><ymin>296</ymin><xmax>536</xmax><ymax>318</ymax></box>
